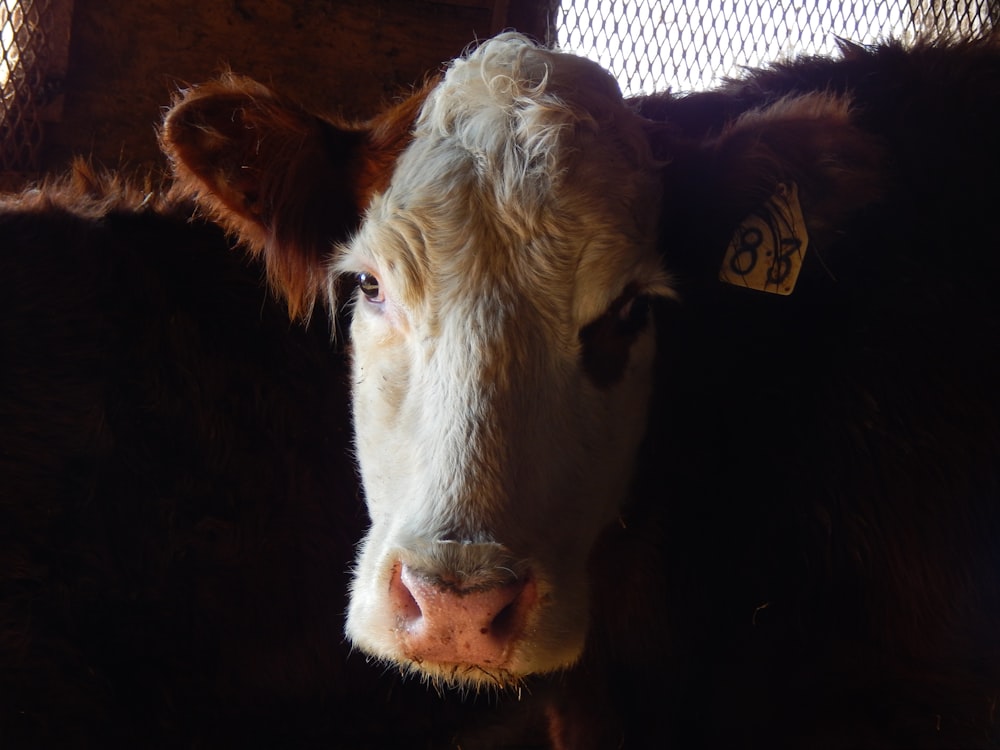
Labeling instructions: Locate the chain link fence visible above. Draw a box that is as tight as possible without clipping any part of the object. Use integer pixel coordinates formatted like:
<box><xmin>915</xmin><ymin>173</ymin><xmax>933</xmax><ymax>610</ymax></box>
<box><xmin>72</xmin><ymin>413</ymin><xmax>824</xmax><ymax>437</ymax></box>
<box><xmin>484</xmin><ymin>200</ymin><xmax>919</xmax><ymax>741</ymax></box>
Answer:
<box><xmin>555</xmin><ymin>0</ymin><xmax>999</xmax><ymax>94</ymax></box>
<box><xmin>0</xmin><ymin>2</ymin><xmax>995</xmax><ymax>172</ymax></box>
<box><xmin>0</xmin><ymin>0</ymin><xmax>51</xmax><ymax>172</ymax></box>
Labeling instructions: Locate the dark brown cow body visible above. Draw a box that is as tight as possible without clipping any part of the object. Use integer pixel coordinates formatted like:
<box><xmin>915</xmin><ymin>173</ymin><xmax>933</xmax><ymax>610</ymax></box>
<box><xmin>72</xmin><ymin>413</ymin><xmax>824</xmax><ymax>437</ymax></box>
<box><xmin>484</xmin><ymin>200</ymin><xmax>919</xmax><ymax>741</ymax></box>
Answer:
<box><xmin>589</xmin><ymin>37</ymin><xmax>1000</xmax><ymax>749</ymax></box>
<box><xmin>0</xmin><ymin>167</ymin><xmax>549</xmax><ymax>748</ymax></box>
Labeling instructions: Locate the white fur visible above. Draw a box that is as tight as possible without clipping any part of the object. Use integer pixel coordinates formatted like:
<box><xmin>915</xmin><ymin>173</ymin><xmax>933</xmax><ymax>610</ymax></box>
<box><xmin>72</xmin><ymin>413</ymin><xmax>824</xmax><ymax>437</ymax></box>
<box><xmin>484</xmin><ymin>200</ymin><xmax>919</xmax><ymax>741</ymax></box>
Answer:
<box><xmin>336</xmin><ymin>33</ymin><xmax>671</xmax><ymax>687</ymax></box>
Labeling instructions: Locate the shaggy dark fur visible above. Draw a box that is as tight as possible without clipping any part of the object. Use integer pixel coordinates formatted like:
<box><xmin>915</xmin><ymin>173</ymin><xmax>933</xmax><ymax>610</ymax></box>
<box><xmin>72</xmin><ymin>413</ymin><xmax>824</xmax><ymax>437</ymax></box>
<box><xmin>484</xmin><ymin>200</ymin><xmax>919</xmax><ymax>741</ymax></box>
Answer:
<box><xmin>590</xmin><ymin>35</ymin><xmax>1000</xmax><ymax>749</ymax></box>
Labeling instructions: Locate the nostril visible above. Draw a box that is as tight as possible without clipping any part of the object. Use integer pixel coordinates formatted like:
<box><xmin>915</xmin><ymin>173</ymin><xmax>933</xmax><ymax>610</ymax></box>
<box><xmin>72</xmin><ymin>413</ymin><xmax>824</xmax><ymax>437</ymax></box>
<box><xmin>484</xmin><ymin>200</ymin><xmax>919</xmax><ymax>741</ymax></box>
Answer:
<box><xmin>389</xmin><ymin>562</ymin><xmax>423</xmax><ymax>628</ymax></box>
<box><xmin>488</xmin><ymin>596</ymin><xmax>521</xmax><ymax>640</ymax></box>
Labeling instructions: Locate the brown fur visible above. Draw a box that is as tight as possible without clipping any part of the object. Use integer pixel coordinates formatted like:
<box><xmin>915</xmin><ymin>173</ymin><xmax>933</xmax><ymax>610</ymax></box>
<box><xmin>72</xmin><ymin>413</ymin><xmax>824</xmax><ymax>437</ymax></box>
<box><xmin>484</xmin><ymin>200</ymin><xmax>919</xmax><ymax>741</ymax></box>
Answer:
<box><xmin>162</xmin><ymin>74</ymin><xmax>434</xmax><ymax>320</ymax></box>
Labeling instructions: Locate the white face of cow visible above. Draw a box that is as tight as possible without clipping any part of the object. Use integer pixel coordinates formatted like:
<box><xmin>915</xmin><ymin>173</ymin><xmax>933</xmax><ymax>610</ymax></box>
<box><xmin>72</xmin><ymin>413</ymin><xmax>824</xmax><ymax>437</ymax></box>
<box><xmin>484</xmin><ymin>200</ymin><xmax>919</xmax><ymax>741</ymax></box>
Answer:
<box><xmin>161</xmin><ymin>31</ymin><xmax>671</xmax><ymax>690</ymax></box>
<box><xmin>336</xmin><ymin>35</ymin><xmax>672</xmax><ymax>687</ymax></box>
<box><xmin>165</xmin><ymin>29</ymin><xmax>904</xmax><ymax>697</ymax></box>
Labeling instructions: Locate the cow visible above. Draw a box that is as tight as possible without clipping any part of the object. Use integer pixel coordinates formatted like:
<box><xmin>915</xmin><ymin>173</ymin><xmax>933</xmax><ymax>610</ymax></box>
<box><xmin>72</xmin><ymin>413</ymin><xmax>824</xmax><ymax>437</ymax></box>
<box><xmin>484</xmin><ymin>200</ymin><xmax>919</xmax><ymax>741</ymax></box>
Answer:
<box><xmin>160</xmin><ymin>31</ymin><xmax>1000</xmax><ymax>748</ymax></box>
<box><xmin>163</xmin><ymin>34</ymin><xmax>670</xmax><ymax>693</ymax></box>
<box><xmin>4</xmin><ymin>30</ymin><xmax>1000</xmax><ymax>749</ymax></box>
<box><xmin>0</xmin><ymin>163</ymin><xmax>554</xmax><ymax>748</ymax></box>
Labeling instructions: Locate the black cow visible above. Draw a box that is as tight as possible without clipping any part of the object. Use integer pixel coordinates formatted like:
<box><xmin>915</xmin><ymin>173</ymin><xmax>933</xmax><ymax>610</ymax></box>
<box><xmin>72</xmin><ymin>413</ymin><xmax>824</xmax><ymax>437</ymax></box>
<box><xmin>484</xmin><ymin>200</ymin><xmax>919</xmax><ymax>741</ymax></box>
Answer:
<box><xmin>617</xmin><ymin>35</ymin><xmax>1000</xmax><ymax>749</ymax></box>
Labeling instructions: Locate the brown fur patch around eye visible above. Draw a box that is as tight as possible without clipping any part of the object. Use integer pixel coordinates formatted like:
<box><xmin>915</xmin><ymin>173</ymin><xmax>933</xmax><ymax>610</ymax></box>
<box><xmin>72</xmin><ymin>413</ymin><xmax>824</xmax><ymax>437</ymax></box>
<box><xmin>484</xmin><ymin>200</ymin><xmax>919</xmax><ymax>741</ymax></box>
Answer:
<box><xmin>579</xmin><ymin>285</ymin><xmax>649</xmax><ymax>388</ymax></box>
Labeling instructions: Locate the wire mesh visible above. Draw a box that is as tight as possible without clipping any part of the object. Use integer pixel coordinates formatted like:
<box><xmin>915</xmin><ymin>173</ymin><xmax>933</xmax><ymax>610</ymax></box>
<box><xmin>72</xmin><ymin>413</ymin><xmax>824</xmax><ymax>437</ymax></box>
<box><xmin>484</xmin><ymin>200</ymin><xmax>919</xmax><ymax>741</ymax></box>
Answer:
<box><xmin>555</xmin><ymin>0</ymin><xmax>998</xmax><ymax>94</ymax></box>
<box><xmin>1</xmin><ymin>0</ymin><xmax>51</xmax><ymax>172</ymax></box>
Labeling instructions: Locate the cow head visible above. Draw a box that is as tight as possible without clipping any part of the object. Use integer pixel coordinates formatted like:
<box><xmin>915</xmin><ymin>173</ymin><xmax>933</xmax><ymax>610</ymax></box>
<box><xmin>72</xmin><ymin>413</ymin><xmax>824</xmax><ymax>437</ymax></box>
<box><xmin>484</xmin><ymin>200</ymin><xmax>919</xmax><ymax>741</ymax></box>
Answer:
<box><xmin>163</xmin><ymin>34</ymin><xmax>669</xmax><ymax>688</ymax></box>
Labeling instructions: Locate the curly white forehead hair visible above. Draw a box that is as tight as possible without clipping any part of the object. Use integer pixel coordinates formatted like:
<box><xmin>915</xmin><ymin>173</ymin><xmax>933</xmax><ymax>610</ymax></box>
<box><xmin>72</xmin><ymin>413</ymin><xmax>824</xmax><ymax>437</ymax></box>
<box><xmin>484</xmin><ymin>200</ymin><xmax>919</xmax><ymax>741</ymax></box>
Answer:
<box><xmin>407</xmin><ymin>32</ymin><xmax>659</xmax><ymax>232</ymax></box>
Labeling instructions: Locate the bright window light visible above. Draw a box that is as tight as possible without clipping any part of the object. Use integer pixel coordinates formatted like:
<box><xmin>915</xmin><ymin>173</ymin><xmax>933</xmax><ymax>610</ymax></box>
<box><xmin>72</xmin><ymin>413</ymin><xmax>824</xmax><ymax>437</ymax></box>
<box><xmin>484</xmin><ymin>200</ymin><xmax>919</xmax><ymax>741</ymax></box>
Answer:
<box><xmin>556</xmin><ymin>0</ymin><xmax>992</xmax><ymax>95</ymax></box>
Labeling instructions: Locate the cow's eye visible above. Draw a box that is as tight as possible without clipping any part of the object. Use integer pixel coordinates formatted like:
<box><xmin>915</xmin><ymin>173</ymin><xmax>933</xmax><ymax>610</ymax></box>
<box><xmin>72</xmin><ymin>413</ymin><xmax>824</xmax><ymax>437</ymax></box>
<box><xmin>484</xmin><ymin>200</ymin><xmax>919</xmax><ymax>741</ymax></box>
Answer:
<box><xmin>617</xmin><ymin>294</ymin><xmax>650</xmax><ymax>336</ymax></box>
<box><xmin>357</xmin><ymin>272</ymin><xmax>382</xmax><ymax>302</ymax></box>
<box><xmin>579</xmin><ymin>287</ymin><xmax>652</xmax><ymax>388</ymax></box>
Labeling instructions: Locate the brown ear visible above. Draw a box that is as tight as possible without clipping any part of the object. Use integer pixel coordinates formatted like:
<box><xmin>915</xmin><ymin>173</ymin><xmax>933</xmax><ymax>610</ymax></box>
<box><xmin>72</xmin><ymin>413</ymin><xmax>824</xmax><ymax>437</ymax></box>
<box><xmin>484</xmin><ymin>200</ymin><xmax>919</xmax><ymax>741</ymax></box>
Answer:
<box><xmin>708</xmin><ymin>92</ymin><xmax>885</xmax><ymax>241</ymax></box>
<box><xmin>649</xmin><ymin>91</ymin><xmax>885</xmax><ymax>267</ymax></box>
<box><xmin>161</xmin><ymin>74</ymin><xmax>430</xmax><ymax>320</ymax></box>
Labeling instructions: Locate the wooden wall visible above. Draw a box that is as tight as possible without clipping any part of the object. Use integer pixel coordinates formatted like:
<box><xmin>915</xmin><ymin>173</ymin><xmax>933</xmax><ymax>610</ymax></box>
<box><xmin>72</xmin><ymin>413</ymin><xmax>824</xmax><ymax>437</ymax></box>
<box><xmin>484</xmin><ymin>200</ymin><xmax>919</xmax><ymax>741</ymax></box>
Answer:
<box><xmin>40</xmin><ymin>0</ymin><xmax>555</xmax><ymax>176</ymax></box>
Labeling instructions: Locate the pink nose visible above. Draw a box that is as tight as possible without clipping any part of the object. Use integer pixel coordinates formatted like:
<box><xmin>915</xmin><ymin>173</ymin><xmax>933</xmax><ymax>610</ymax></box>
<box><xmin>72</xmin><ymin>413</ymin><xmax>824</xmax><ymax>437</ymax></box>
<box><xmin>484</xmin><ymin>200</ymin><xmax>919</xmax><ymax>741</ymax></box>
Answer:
<box><xmin>389</xmin><ymin>561</ymin><xmax>536</xmax><ymax>667</ymax></box>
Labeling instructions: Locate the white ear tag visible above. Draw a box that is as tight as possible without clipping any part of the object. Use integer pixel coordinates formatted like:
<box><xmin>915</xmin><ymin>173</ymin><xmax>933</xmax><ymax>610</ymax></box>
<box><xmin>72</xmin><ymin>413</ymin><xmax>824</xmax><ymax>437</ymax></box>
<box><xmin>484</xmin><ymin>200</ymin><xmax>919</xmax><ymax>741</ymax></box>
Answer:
<box><xmin>719</xmin><ymin>182</ymin><xmax>809</xmax><ymax>295</ymax></box>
